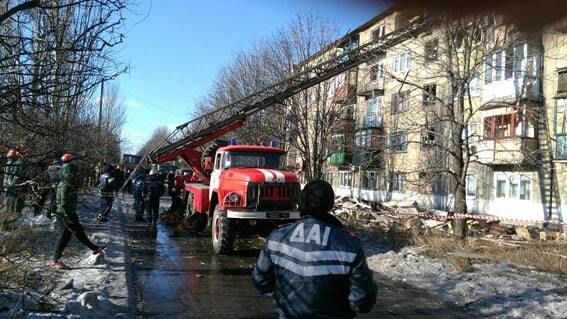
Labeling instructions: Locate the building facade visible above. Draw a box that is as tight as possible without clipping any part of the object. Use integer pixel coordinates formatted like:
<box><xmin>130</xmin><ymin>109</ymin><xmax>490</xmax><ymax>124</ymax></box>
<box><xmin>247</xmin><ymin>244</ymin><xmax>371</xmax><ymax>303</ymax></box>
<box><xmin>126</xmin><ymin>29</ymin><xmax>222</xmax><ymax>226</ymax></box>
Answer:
<box><xmin>306</xmin><ymin>7</ymin><xmax>566</xmax><ymax>223</ymax></box>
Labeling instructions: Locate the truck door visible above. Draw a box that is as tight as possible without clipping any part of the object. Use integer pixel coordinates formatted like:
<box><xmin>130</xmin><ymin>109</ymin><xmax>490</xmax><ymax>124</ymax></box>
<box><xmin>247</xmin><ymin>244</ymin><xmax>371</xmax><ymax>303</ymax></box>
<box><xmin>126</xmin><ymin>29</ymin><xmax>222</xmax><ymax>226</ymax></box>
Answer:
<box><xmin>209</xmin><ymin>152</ymin><xmax>222</xmax><ymax>199</ymax></box>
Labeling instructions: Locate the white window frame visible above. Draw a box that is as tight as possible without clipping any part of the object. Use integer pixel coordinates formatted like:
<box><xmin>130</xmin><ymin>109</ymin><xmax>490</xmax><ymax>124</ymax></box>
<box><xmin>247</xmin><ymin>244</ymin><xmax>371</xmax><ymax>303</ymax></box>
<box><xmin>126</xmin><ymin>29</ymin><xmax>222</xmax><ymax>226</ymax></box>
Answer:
<box><xmin>494</xmin><ymin>172</ymin><xmax>532</xmax><ymax>200</ymax></box>
<box><xmin>339</xmin><ymin>171</ymin><xmax>353</xmax><ymax>187</ymax></box>
<box><xmin>393</xmin><ymin>52</ymin><xmax>411</xmax><ymax>73</ymax></box>
<box><xmin>466</xmin><ymin>175</ymin><xmax>477</xmax><ymax>197</ymax></box>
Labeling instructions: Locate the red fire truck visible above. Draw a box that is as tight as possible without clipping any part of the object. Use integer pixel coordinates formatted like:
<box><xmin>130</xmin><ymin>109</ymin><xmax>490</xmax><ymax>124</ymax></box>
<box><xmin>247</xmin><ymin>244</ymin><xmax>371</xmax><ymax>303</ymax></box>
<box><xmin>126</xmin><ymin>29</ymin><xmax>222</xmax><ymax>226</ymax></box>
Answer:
<box><xmin>149</xmin><ymin>19</ymin><xmax>427</xmax><ymax>254</ymax></box>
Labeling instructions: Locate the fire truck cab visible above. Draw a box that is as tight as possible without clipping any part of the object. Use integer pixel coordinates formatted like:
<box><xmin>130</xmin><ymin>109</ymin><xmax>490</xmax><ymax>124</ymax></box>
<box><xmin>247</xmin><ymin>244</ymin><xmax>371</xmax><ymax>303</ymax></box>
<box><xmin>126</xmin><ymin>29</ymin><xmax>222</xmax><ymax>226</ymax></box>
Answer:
<box><xmin>184</xmin><ymin>144</ymin><xmax>300</xmax><ymax>254</ymax></box>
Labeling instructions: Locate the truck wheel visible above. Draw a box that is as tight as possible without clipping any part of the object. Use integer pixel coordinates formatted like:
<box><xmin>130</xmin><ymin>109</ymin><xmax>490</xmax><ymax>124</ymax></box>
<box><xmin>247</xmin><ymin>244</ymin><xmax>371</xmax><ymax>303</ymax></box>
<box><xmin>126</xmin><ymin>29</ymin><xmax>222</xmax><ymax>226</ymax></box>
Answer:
<box><xmin>212</xmin><ymin>206</ymin><xmax>234</xmax><ymax>255</ymax></box>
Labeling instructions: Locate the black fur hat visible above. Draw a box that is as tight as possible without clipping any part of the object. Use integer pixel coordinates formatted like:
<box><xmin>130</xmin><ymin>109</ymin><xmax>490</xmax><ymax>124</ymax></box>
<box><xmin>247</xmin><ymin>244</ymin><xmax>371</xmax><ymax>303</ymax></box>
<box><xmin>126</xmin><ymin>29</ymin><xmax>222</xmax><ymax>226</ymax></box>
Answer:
<box><xmin>299</xmin><ymin>180</ymin><xmax>335</xmax><ymax>216</ymax></box>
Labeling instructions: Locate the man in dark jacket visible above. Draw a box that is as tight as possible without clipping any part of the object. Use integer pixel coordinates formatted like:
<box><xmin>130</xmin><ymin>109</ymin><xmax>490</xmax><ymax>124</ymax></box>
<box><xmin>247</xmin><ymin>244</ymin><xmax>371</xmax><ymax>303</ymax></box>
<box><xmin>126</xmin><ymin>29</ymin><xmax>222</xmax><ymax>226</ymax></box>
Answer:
<box><xmin>97</xmin><ymin>164</ymin><xmax>117</xmax><ymax>222</ymax></box>
<box><xmin>132</xmin><ymin>169</ymin><xmax>147</xmax><ymax>222</ymax></box>
<box><xmin>144</xmin><ymin>168</ymin><xmax>164</xmax><ymax>231</ymax></box>
<box><xmin>53</xmin><ymin>153</ymin><xmax>104</xmax><ymax>270</ymax></box>
<box><xmin>252</xmin><ymin>180</ymin><xmax>377</xmax><ymax>319</ymax></box>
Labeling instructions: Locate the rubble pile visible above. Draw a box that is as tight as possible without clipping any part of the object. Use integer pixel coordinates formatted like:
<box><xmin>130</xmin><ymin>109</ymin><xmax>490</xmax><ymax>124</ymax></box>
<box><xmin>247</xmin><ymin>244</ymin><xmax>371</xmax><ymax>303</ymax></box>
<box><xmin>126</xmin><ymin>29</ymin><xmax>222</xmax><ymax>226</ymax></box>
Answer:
<box><xmin>332</xmin><ymin>197</ymin><xmax>567</xmax><ymax>242</ymax></box>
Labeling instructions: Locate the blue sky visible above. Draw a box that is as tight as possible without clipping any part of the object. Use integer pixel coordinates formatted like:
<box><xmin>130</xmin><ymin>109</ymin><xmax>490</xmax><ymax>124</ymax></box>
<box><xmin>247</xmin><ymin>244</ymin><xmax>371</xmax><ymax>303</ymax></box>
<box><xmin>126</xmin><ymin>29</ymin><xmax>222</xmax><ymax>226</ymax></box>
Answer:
<box><xmin>118</xmin><ymin>0</ymin><xmax>389</xmax><ymax>154</ymax></box>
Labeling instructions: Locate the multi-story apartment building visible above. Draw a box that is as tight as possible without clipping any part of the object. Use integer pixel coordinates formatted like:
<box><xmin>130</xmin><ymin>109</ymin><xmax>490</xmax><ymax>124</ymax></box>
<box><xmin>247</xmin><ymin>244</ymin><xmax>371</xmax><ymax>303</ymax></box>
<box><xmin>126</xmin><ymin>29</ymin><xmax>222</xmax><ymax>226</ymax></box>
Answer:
<box><xmin>312</xmin><ymin>6</ymin><xmax>566</xmax><ymax>223</ymax></box>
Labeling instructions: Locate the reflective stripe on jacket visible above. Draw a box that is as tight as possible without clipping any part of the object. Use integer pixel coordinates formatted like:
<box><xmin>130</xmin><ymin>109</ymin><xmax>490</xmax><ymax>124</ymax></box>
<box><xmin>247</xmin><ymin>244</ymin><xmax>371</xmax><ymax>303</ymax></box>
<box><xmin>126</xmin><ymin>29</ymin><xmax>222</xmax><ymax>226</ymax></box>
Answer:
<box><xmin>252</xmin><ymin>215</ymin><xmax>377</xmax><ymax>319</ymax></box>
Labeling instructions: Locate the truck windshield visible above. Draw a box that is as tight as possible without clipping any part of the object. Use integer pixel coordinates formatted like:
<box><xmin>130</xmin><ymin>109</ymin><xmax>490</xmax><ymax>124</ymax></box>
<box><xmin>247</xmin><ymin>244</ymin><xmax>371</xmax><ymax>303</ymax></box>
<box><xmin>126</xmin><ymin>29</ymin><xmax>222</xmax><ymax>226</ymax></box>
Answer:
<box><xmin>223</xmin><ymin>151</ymin><xmax>283</xmax><ymax>169</ymax></box>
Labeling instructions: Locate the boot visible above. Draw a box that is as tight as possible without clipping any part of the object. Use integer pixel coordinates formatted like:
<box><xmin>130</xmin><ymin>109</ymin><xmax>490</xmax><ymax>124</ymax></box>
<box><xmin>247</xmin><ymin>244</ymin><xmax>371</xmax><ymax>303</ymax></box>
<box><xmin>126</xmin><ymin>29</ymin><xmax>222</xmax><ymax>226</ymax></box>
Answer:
<box><xmin>53</xmin><ymin>260</ymin><xmax>69</xmax><ymax>270</ymax></box>
<box><xmin>92</xmin><ymin>244</ymin><xmax>106</xmax><ymax>255</ymax></box>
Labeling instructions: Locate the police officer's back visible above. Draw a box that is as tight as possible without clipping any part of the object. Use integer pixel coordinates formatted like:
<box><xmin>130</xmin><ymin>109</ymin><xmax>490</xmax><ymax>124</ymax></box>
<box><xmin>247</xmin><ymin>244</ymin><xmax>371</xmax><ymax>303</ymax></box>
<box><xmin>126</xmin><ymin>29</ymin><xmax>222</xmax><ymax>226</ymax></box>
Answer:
<box><xmin>252</xmin><ymin>180</ymin><xmax>377</xmax><ymax>319</ymax></box>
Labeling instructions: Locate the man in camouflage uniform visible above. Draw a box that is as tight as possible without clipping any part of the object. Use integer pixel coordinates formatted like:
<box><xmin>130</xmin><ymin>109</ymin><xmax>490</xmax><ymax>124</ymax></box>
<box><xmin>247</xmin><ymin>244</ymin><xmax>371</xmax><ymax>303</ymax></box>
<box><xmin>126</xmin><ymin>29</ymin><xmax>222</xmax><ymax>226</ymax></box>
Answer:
<box><xmin>33</xmin><ymin>156</ymin><xmax>62</xmax><ymax>218</ymax></box>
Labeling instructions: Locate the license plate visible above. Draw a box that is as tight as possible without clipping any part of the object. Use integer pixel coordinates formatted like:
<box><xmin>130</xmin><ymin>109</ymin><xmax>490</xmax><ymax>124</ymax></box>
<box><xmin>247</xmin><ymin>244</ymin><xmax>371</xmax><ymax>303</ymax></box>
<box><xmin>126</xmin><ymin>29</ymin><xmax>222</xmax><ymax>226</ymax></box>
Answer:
<box><xmin>267</xmin><ymin>212</ymin><xmax>290</xmax><ymax>219</ymax></box>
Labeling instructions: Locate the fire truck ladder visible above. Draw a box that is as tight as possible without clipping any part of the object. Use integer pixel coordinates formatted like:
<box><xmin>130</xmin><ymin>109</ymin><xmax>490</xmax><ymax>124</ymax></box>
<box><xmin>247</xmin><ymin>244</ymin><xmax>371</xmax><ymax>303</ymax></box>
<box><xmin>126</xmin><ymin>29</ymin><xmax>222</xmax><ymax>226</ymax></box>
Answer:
<box><xmin>150</xmin><ymin>17</ymin><xmax>430</xmax><ymax>164</ymax></box>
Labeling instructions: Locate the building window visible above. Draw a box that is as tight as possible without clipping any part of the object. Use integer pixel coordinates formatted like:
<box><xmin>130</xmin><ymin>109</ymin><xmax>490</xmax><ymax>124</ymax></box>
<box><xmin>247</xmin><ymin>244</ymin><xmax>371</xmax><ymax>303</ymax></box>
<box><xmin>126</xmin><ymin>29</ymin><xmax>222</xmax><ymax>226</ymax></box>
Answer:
<box><xmin>558</xmin><ymin>135</ymin><xmax>567</xmax><ymax>160</ymax></box>
<box><xmin>421</xmin><ymin>126</ymin><xmax>436</xmax><ymax>148</ymax></box>
<box><xmin>556</xmin><ymin>99</ymin><xmax>567</xmax><ymax>159</ymax></box>
<box><xmin>371</xmin><ymin>25</ymin><xmax>386</xmax><ymax>41</ymax></box>
<box><xmin>422</xmin><ymin>84</ymin><xmax>437</xmax><ymax>106</ymax></box>
<box><xmin>391</xmin><ymin>91</ymin><xmax>410</xmax><ymax>113</ymax></box>
<box><xmin>339</xmin><ymin>171</ymin><xmax>352</xmax><ymax>187</ymax></box>
<box><xmin>558</xmin><ymin>69</ymin><xmax>567</xmax><ymax>93</ymax></box>
<box><xmin>362</xmin><ymin>171</ymin><xmax>378</xmax><ymax>190</ymax></box>
<box><xmin>520</xmin><ymin>175</ymin><xmax>531</xmax><ymax>200</ymax></box>
<box><xmin>354</xmin><ymin>130</ymin><xmax>372</xmax><ymax>148</ymax></box>
<box><xmin>470</xmin><ymin>74</ymin><xmax>481</xmax><ymax>96</ymax></box>
<box><xmin>485</xmin><ymin>44</ymin><xmax>531</xmax><ymax>84</ymax></box>
<box><xmin>388</xmin><ymin>171</ymin><xmax>405</xmax><ymax>191</ymax></box>
<box><xmin>483</xmin><ymin>113</ymin><xmax>519</xmax><ymax>140</ymax></box>
<box><xmin>322</xmin><ymin>172</ymin><xmax>334</xmax><ymax>185</ymax></box>
<box><xmin>393</xmin><ymin>52</ymin><xmax>411</xmax><ymax>73</ymax></box>
<box><xmin>494</xmin><ymin>172</ymin><xmax>532</xmax><ymax>200</ymax></box>
<box><xmin>331</xmin><ymin>133</ymin><xmax>346</xmax><ymax>153</ymax></box>
<box><xmin>466</xmin><ymin>175</ymin><xmax>477</xmax><ymax>196</ymax></box>
<box><xmin>369</xmin><ymin>62</ymin><xmax>384</xmax><ymax>82</ymax></box>
<box><xmin>389</xmin><ymin>131</ymin><xmax>408</xmax><ymax>153</ymax></box>
<box><xmin>425</xmin><ymin>39</ymin><xmax>438</xmax><ymax>61</ymax></box>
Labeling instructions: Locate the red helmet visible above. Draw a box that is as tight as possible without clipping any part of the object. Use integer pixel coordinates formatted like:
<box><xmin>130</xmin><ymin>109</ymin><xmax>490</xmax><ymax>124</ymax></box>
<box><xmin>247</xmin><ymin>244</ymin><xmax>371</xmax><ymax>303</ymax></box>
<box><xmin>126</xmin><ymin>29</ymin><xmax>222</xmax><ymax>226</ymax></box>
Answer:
<box><xmin>6</xmin><ymin>149</ymin><xmax>18</xmax><ymax>158</ymax></box>
<box><xmin>61</xmin><ymin>153</ymin><xmax>74</xmax><ymax>162</ymax></box>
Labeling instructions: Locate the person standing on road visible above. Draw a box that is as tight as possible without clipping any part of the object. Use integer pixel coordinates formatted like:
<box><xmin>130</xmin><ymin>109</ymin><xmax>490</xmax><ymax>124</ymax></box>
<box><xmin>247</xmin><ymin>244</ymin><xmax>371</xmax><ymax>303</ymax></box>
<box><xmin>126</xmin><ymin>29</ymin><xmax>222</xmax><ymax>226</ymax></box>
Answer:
<box><xmin>144</xmin><ymin>168</ymin><xmax>164</xmax><ymax>231</ymax></box>
<box><xmin>132</xmin><ymin>168</ymin><xmax>147</xmax><ymax>222</ymax></box>
<box><xmin>252</xmin><ymin>180</ymin><xmax>377</xmax><ymax>319</ymax></box>
<box><xmin>97</xmin><ymin>164</ymin><xmax>117</xmax><ymax>222</ymax></box>
<box><xmin>166</xmin><ymin>170</ymin><xmax>175</xmax><ymax>195</ymax></box>
<box><xmin>53</xmin><ymin>153</ymin><xmax>104</xmax><ymax>270</ymax></box>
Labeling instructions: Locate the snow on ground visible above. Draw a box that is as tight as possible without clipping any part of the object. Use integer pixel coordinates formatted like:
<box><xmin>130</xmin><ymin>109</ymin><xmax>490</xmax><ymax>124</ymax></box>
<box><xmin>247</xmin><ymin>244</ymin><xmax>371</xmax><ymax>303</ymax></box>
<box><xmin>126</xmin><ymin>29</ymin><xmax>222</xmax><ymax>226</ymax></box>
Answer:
<box><xmin>363</xmin><ymin>243</ymin><xmax>567</xmax><ymax>319</ymax></box>
<box><xmin>1</xmin><ymin>192</ymin><xmax>131</xmax><ymax>318</ymax></box>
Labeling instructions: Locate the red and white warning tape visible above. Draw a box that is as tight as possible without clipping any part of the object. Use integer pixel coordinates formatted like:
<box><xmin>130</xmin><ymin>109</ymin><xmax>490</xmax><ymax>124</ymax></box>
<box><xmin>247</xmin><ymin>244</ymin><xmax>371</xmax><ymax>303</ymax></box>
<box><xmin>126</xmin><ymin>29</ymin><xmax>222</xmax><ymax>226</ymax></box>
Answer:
<box><xmin>387</xmin><ymin>209</ymin><xmax>565</xmax><ymax>226</ymax></box>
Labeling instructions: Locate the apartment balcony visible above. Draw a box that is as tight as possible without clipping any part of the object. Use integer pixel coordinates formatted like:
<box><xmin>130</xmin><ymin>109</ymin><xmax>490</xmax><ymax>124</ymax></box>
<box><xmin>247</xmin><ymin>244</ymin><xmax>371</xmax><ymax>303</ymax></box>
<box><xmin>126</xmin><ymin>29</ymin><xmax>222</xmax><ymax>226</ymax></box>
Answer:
<box><xmin>474</xmin><ymin>138</ymin><xmax>539</xmax><ymax>165</ymax></box>
<box><xmin>352</xmin><ymin>149</ymin><xmax>381</xmax><ymax>167</ymax></box>
<box><xmin>357</xmin><ymin>78</ymin><xmax>384</xmax><ymax>97</ymax></box>
<box><xmin>333</xmin><ymin>84</ymin><xmax>357</xmax><ymax>103</ymax></box>
<box><xmin>329</xmin><ymin>152</ymin><xmax>352</xmax><ymax>166</ymax></box>
<box><xmin>356</xmin><ymin>113</ymin><xmax>383</xmax><ymax>130</ymax></box>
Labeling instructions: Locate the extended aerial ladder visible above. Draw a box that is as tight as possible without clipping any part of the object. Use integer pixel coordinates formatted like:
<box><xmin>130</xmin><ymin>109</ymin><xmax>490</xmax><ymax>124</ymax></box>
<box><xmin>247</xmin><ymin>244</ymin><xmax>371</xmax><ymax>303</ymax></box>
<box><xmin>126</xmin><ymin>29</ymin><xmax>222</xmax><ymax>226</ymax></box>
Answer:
<box><xmin>149</xmin><ymin>17</ymin><xmax>430</xmax><ymax>182</ymax></box>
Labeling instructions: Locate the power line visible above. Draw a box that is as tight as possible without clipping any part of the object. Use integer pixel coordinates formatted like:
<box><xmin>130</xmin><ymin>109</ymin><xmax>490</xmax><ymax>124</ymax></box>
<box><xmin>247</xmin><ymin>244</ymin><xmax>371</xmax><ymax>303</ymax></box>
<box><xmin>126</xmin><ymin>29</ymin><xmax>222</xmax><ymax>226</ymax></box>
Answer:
<box><xmin>121</xmin><ymin>89</ymin><xmax>187</xmax><ymax>117</ymax></box>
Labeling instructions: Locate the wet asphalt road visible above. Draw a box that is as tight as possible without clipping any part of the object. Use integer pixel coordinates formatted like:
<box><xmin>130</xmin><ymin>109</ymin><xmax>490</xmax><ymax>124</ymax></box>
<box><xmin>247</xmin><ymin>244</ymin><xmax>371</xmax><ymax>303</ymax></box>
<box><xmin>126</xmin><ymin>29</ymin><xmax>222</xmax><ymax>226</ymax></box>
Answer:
<box><xmin>124</xmin><ymin>195</ymin><xmax>472</xmax><ymax>319</ymax></box>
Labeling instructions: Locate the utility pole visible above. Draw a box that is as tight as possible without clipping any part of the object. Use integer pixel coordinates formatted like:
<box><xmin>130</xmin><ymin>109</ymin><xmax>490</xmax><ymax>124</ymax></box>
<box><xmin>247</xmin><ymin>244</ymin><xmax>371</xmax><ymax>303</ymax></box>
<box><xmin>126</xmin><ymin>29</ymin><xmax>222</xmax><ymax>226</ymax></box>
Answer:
<box><xmin>98</xmin><ymin>79</ymin><xmax>105</xmax><ymax>155</ymax></box>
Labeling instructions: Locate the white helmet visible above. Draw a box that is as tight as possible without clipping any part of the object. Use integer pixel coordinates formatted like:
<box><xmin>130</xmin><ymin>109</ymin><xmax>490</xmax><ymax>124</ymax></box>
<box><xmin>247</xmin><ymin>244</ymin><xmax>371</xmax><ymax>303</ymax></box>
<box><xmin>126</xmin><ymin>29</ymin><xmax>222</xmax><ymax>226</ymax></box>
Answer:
<box><xmin>149</xmin><ymin>169</ymin><xmax>158</xmax><ymax>176</ymax></box>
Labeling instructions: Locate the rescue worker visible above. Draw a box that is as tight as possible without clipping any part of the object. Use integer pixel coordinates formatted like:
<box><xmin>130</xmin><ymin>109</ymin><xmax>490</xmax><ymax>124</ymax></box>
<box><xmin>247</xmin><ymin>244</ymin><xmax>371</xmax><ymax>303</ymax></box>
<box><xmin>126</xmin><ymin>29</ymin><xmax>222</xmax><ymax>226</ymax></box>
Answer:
<box><xmin>4</xmin><ymin>149</ymin><xmax>25</xmax><ymax>215</ymax></box>
<box><xmin>252</xmin><ymin>180</ymin><xmax>377</xmax><ymax>319</ymax></box>
<box><xmin>174</xmin><ymin>170</ymin><xmax>184</xmax><ymax>193</ymax></box>
<box><xmin>34</xmin><ymin>156</ymin><xmax>62</xmax><ymax>218</ymax></box>
<box><xmin>53</xmin><ymin>153</ymin><xmax>104</xmax><ymax>270</ymax></box>
<box><xmin>132</xmin><ymin>169</ymin><xmax>147</xmax><ymax>222</ymax></box>
<box><xmin>143</xmin><ymin>168</ymin><xmax>164</xmax><ymax>231</ymax></box>
<box><xmin>161</xmin><ymin>189</ymin><xmax>185</xmax><ymax>225</ymax></box>
<box><xmin>97</xmin><ymin>164</ymin><xmax>117</xmax><ymax>222</ymax></box>
<box><xmin>166</xmin><ymin>170</ymin><xmax>175</xmax><ymax>195</ymax></box>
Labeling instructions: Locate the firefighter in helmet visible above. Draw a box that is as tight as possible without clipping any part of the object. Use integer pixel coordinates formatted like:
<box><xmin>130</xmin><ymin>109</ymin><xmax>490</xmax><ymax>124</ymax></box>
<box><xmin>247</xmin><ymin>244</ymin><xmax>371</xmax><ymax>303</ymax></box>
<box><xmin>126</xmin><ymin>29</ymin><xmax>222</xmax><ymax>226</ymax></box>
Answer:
<box><xmin>53</xmin><ymin>153</ymin><xmax>105</xmax><ymax>270</ymax></box>
<box><xmin>97</xmin><ymin>164</ymin><xmax>117</xmax><ymax>222</ymax></box>
<box><xmin>3</xmin><ymin>149</ymin><xmax>26</xmax><ymax>216</ymax></box>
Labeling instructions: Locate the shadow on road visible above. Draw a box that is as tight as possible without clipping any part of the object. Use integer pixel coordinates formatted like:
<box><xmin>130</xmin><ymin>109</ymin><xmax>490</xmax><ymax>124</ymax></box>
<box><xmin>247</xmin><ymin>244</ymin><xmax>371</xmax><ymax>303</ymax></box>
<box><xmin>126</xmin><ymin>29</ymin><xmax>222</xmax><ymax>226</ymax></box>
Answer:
<box><xmin>121</xmin><ymin>196</ymin><xmax>475</xmax><ymax>319</ymax></box>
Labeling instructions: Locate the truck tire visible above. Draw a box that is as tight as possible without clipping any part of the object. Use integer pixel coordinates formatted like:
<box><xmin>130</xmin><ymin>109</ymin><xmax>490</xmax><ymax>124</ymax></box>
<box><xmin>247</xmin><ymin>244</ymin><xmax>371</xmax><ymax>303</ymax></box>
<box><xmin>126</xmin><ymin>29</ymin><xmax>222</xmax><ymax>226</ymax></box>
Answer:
<box><xmin>212</xmin><ymin>206</ymin><xmax>234</xmax><ymax>255</ymax></box>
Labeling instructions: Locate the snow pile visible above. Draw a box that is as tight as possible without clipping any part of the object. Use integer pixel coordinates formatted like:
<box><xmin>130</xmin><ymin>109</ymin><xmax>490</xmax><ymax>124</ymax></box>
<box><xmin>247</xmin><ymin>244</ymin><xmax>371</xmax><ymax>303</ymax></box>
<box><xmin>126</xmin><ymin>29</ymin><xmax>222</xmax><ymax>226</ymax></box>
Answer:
<box><xmin>366</xmin><ymin>246</ymin><xmax>567</xmax><ymax>318</ymax></box>
<box><xmin>0</xmin><ymin>193</ymin><xmax>130</xmax><ymax>318</ymax></box>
